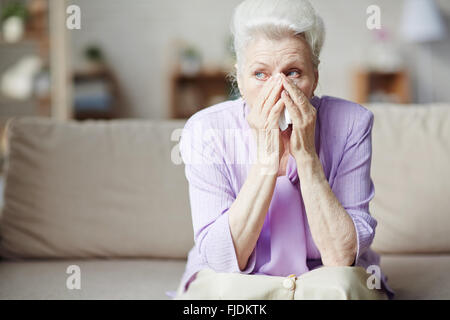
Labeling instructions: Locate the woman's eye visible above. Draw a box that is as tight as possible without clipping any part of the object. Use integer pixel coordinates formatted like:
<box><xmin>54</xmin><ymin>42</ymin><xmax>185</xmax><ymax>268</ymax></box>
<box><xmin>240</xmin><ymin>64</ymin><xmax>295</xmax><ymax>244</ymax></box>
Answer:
<box><xmin>254</xmin><ymin>72</ymin><xmax>267</xmax><ymax>80</ymax></box>
<box><xmin>286</xmin><ymin>70</ymin><xmax>301</xmax><ymax>77</ymax></box>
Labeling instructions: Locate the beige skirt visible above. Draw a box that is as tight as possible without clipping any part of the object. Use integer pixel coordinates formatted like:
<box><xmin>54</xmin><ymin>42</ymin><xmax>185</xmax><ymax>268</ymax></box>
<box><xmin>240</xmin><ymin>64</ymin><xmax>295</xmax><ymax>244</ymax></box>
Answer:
<box><xmin>175</xmin><ymin>266</ymin><xmax>388</xmax><ymax>300</ymax></box>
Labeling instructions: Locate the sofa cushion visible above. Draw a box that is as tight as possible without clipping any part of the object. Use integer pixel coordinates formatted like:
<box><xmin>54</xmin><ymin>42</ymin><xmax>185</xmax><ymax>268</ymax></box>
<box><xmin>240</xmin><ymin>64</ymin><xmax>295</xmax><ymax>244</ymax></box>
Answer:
<box><xmin>0</xmin><ymin>258</ymin><xmax>186</xmax><ymax>299</ymax></box>
<box><xmin>0</xmin><ymin>254</ymin><xmax>449</xmax><ymax>300</ymax></box>
<box><xmin>365</xmin><ymin>104</ymin><xmax>450</xmax><ymax>254</ymax></box>
<box><xmin>380</xmin><ymin>254</ymin><xmax>450</xmax><ymax>299</ymax></box>
<box><xmin>0</xmin><ymin>117</ymin><xmax>193</xmax><ymax>259</ymax></box>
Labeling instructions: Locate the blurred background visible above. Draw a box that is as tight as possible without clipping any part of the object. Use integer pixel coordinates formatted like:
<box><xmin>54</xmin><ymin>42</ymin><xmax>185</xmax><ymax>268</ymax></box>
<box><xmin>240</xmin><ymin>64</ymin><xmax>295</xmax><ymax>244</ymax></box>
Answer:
<box><xmin>0</xmin><ymin>0</ymin><xmax>449</xmax><ymax>158</ymax></box>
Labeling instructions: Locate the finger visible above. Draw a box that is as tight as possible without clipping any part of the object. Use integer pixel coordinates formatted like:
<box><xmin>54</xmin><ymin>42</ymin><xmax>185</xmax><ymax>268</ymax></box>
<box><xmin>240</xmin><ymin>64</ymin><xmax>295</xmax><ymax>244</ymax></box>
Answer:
<box><xmin>281</xmin><ymin>90</ymin><xmax>301</xmax><ymax>126</ymax></box>
<box><xmin>280</xmin><ymin>74</ymin><xmax>309</xmax><ymax>113</ymax></box>
<box><xmin>267</xmin><ymin>97</ymin><xmax>285</xmax><ymax>125</ymax></box>
<box><xmin>262</xmin><ymin>75</ymin><xmax>283</xmax><ymax>116</ymax></box>
<box><xmin>254</xmin><ymin>76</ymin><xmax>276</xmax><ymax>113</ymax></box>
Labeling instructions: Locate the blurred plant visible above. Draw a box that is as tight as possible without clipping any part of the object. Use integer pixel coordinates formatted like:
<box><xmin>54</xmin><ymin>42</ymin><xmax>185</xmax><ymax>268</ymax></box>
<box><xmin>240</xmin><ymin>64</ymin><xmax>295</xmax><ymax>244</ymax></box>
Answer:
<box><xmin>366</xmin><ymin>27</ymin><xmax>403</xmax><ymax>72</ymax></box>
<box><xmin>181</xmin><ymin>46</ymin><xmax>200</xmax><ymax>60</ymax></box>
<box><xmin>84</xmin><ymin>45</ymin><xmax>104</xmax><ymax>63</ymax></box>
<box><xmin>179</xmin><ymin>45</ymin><xmax>201</xmax><ymax>75</ymax></box>
<box><xmin>1</xmin><ymin>2</ymin><xmax>28</xmax><ymax>23</ymax></box>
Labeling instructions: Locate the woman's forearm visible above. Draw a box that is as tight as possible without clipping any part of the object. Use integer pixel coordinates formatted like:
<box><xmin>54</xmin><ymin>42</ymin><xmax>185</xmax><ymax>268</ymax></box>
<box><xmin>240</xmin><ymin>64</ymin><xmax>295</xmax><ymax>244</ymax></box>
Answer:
<box><xmin>296</xmin><ymin>153</ymin><xmax>357</xmax><ymax>266</ymax></box>
<box><xmin>228</xmin><ymin>164</ymin><xmax>277</xmax><ymax>270</ymax></box>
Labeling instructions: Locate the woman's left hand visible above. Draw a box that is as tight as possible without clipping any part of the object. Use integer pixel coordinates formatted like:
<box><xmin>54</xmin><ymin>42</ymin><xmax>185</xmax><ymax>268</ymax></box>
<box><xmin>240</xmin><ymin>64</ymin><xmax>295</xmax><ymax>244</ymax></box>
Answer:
<box><xmin>280</xmin><ymin>74</ymin><xmax>318</xmax><ymax>163</ymax></box>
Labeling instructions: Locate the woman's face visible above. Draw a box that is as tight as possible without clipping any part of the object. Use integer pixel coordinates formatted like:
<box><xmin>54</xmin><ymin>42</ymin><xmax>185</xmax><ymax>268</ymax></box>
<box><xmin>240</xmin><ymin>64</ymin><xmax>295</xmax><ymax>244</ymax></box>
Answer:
<box><xmin>236</xmin><ymin>35</ymin><xmax>318</xmax><ymax>109</ymax></box>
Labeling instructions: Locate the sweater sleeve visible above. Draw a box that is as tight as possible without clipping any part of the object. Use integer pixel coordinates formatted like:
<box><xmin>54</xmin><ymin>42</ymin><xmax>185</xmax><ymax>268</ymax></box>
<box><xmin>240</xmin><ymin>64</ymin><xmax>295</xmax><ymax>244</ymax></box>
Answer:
<box><xmin>331</xmin><ymin>109</ymin><xmax>377</xmax><ymax>265</ymax></box>
<box><xmin>179</xmin><ymin>118</ymin><xmax>256</xmax><ymax>273</ymax></box>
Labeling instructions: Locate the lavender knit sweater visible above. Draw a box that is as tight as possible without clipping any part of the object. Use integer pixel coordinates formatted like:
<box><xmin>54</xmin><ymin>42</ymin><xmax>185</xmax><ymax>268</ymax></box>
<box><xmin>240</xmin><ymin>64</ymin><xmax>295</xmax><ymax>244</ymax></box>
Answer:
<box><xmin>169</xmin><ymin>95</ymin><xmax>394</xmax><ymax>299</ymax></box>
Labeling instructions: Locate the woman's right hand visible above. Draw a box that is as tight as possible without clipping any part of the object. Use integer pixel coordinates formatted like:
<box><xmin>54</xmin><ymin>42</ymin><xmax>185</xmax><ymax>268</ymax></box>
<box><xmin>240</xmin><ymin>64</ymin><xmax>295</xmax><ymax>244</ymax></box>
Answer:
<box><xmin>246</xmin><ymin>73</ymin><xmax>286</xmax><ymax>176</ymax></box>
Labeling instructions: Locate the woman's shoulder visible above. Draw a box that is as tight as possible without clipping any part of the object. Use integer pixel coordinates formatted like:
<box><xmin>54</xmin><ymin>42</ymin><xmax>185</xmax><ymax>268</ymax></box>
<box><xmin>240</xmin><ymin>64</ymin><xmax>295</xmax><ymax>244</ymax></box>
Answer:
<box><xmin>315</xmin><ymin>96</ymin><xmax>375</xmax><ymax>176</ymax></box>
<box><xmin>316</xmin><ymin>95</ymin><xmax>374</xmax><ymax>134</ymax></box>
<box><xmin>183</xmin><ymin>98</ymin><xmax>245</xmax><ymax>131</ymax></box>
<box><xmin>318</xmin><ymin>95</ymin><xmax>373</xmax><ymax>119</ymax></box>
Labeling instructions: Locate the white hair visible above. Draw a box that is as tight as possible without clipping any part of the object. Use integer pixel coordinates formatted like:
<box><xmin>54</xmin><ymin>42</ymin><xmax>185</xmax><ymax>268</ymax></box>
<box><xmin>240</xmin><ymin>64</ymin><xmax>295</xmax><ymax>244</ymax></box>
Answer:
<box><xmin>230</xmin><ymin>0</ymin><xmax>326</xmax><ymax>72</ymax></box>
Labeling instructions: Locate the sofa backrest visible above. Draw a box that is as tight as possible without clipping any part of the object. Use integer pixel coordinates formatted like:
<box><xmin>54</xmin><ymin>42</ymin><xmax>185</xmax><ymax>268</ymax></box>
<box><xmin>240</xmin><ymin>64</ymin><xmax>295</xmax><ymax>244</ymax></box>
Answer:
<box><xmin>1</xmin><ymin>103</ymin><xmax>450</xmax><ymax>259</ymax></box>
<box><xmin>365</xmin><ymin>103</ymin><xmax>450</xmax><ymax>254</ymax></box>
<box><xmin>0</xmin><ymin>117</ymin><xmax>193</xmax><ymax>259</ymax></box>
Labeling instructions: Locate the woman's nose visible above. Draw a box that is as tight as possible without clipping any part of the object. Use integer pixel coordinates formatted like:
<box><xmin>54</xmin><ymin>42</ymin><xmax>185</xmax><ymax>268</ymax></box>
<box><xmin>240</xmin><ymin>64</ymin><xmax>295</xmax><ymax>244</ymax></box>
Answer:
<box><xmin>271</xmin><ymin>73</ymin><xmax>283</xmax><ymax>82</ymax></box>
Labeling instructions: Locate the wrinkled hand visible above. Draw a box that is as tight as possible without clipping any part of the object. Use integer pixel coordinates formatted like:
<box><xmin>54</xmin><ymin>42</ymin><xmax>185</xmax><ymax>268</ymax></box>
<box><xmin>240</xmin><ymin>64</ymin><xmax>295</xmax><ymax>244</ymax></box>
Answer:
<box><xmin>246</xmin><ymin>74</ymin><xmax>286</xmax><ymax>175</ymax></box>
<box><xmin>280</xmin><ymin>74</ymin><xmax>318</xmax><ymax>163</ymax></box>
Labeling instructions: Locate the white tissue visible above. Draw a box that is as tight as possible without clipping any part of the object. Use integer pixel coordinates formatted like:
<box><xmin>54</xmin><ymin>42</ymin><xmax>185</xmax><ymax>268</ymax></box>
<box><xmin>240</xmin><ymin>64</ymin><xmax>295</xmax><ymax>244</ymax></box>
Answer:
<box><xmin>278</xmin><ymin>107</ymin><xmax>292</xmax><ymax>131</ymax></box>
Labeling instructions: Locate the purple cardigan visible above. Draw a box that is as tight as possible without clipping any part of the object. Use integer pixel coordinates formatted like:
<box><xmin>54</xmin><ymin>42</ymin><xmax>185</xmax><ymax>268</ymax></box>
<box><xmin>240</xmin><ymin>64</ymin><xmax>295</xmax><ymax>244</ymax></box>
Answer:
<box><xmin>170</xmin><ymin>95</ymin><xmax>394</xmax><ymax>299</ymax></box>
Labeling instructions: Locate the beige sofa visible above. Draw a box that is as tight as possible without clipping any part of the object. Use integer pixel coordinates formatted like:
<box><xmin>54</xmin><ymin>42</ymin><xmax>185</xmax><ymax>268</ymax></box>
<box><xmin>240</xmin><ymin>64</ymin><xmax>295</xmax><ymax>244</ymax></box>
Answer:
<box><xmin>0</xmin><ymin>102</ymin><xmax>449</xmax><ymax>299</ymax></box>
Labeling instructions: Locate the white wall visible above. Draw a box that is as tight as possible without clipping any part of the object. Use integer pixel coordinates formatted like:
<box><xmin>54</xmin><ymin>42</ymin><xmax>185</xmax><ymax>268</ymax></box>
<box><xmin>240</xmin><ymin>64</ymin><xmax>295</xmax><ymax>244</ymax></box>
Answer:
<box><xmin>69</xmin><ymin>0</ymin><xmax>450</xmax><ymax>119</ymax></box>
<box><xmin>69</xmin><ymin>0</ymin><xmax>243</xmax><ymax>118</ymax></box>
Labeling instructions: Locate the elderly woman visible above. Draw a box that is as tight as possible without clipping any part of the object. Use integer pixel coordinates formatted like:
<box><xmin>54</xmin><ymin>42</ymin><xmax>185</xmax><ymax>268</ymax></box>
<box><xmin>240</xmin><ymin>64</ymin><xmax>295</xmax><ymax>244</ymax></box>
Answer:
<box><xmin>174</xmin><ymin>0</ymin><xmax>394</xmax><ymax>300</ymax></box>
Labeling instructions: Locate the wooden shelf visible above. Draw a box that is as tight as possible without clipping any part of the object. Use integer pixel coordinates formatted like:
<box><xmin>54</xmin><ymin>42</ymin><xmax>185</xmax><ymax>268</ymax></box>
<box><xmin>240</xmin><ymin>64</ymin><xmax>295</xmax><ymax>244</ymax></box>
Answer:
<box><xmin>170</xmin><ymin>69</ymin><xmax>233</xmax><ymax>119</ymax></box>
<box><xmin>0</xmin><ymin>0</ymin><xmax>51</xmax><ymax>118</ymax></box>
<box><xmin>353</xmin><ymin>68</ymin><xmax>411</xmax><ymax>104</ymax></box>
<box><xmin>72</xmin><ymin>66</ymin><xmax>122</xmax><ymax>121</ymax></box>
